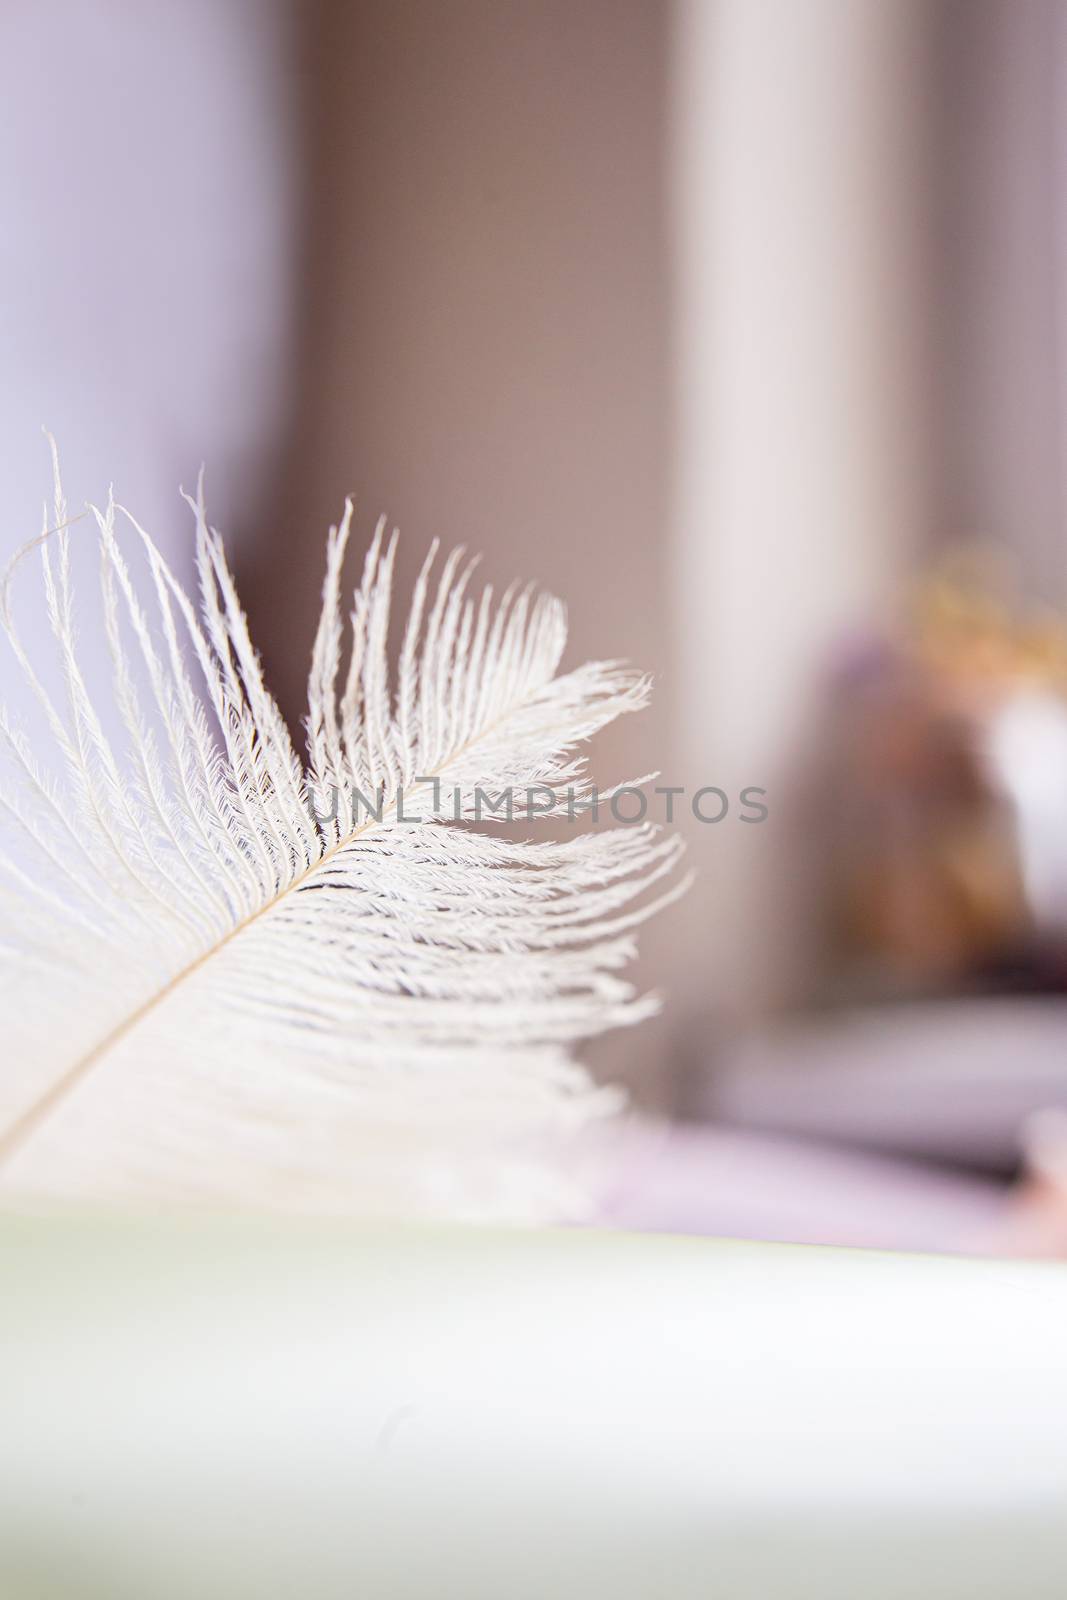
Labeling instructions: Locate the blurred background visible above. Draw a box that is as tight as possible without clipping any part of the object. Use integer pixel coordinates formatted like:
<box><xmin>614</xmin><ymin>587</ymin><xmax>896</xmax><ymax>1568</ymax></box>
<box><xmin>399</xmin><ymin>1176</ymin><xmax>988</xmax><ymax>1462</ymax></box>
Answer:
<box><xmin>7</xmin><ymin>0</ymin><xmax>1067</xmax><ymax>1253</ymax></box>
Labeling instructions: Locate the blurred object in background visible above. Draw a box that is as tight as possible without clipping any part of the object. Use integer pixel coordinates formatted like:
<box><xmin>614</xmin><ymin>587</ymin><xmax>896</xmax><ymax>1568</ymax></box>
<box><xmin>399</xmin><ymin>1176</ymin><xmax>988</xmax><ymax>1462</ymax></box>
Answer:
<box><xmin>693</xmin><ymin>1000</ymin><xmax>1067</xmax><ymax>1173</ymax></box>
<box><xmin>994</xmin><ymin>1107</ymin><xmax>1067</xmax><ymax>1256</ymax></box>
<box><xmin>811</xmin><ymin>554</ymin><xmax>1067</xmax><ymax>1003</ymax></box>
<box><xmin>815</xmin><ymin>638</ymin><xmax>1026</xmax><ymax>1000</ymax></box>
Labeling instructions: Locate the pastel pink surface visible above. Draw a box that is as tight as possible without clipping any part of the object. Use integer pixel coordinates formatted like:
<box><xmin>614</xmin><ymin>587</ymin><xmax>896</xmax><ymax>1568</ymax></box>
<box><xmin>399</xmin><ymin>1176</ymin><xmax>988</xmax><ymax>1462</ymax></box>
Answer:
<box><xmin>599</xmin><ymin>1121</ymin><xmax>1006</xmax><ymax>1254</ymax></box>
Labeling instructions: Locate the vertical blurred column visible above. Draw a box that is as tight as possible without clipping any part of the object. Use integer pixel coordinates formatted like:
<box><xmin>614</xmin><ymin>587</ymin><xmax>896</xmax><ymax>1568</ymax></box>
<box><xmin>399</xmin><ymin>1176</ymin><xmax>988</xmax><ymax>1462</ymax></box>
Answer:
<box><xmin>670</xmin><ymin>0</ymin><xmax>933</xmax><ymax>1018</ymax></box>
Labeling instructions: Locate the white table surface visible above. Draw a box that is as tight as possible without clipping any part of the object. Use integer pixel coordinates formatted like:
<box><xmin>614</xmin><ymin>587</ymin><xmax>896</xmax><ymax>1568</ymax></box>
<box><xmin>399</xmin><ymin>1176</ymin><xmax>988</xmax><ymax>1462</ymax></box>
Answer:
<box><xmin>1</xmin><ymin>1216</ymin><xmax>1065</xmax><ymax>1598</ymax></box>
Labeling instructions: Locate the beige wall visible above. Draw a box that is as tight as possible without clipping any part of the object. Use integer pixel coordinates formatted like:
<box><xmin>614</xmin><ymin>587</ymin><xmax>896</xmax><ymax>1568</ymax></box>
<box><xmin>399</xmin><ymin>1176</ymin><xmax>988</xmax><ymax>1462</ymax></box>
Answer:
<box><xmin>246</xmin><ymin>0</ymin><xmax>670</xmax><ymax>767</ymax></box>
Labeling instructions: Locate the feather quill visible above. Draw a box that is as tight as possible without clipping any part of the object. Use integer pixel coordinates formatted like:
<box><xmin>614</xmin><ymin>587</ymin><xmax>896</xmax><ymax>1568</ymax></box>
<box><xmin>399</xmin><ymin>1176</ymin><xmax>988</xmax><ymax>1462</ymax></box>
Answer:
<box><xmin>0</xmin><ymin>460</ymin><xmax>686</xmax><ymax>1221</ymax></box>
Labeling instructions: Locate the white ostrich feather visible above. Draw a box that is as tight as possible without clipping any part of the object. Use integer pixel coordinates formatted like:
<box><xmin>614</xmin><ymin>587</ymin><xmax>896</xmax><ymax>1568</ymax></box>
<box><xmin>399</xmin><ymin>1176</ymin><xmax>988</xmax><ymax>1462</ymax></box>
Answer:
<box><xmin>0</xmin><ymin>457</ymin><xmax>686</xmax><ymax>1221</ymax></box>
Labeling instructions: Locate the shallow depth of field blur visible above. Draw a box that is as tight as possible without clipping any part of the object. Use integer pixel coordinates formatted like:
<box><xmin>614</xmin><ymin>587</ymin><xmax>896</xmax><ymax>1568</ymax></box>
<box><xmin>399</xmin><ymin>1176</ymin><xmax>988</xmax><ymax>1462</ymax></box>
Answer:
<box><xmin>6</xmin><ymin>0</ymin><xmax>1067</xmax><ymax>1254</ymax></box>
